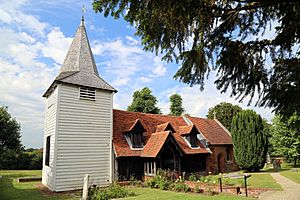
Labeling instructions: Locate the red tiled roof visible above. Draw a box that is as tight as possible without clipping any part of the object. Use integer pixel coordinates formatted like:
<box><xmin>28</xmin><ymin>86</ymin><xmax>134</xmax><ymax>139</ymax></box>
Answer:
<box><xmin>141</xmin><ymin>131</ymin><xmax>170</xmax><ymax>157</ymax></box>
<box><xmin>178</xmin><ymin>125</ymin><xmax>194</xmax><ymax>135</ymax></box>
<box><xmin>155</xmin><ymin>122</ymin><xmax>175</xmax><ymax>133</ymax></box>
<box><xmin>123</xmin><ymin>119</ymin><xmax>146</xmax><ymax>133</ymax></box>
<box><xmin>173</xmin><ymin>133</ymin><xmax>209</xmax><ymax>154</ymax></box>
<box><xmin>113</xmin><ymin>109</ymin><xmax>231</xmax><ymax>157</ymax></box>
<box><xmin>187</xmin><ymin>116</ymin><xmax>232</xmax><ymax>145</ymax></box>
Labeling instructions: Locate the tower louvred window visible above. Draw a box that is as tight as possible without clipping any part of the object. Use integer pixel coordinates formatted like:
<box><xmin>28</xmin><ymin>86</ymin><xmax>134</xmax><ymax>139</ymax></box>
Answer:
<box><xmin>80</xmin><ymin>87</ymin><xmax>96</xmax><ymax>100</ymax></box>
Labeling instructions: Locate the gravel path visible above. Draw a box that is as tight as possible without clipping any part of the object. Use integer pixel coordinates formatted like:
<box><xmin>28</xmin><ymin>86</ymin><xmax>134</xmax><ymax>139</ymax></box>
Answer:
<box><xmin>258</xmin><ymin>173</ymin><xmax>300</xmax><ymax>200</ymax></box>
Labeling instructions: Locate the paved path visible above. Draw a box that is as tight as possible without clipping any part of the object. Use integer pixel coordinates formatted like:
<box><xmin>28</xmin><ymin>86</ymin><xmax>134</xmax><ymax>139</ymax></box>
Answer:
<box><xmin>259</xmin><ymin>173</ymin><xmax>300</xmax><ymax>200</ymax></box>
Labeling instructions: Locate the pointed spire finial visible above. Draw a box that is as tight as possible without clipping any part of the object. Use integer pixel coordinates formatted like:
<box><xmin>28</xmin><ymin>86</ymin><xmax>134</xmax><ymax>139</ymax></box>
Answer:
<box><xmin>213</xmin><ymin>111</ymin><xmax>217</xmax><ymax>119</ymax></box>
<box><xmin>81</xmin><ymin>5</ymin><xmax>85</xmax><ymax>24</ymax></box>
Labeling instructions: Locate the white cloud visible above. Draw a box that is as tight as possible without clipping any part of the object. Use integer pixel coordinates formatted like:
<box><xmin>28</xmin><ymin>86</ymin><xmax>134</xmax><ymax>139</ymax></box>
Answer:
<box><xmin>151</xmin><ymin>56</ymin><xmax>167</xmax><ymax>77</ymax></box>
<box><xmin>0</xmin><ymin>0</ymin><xmax>48</xmax><ymax>34</ymax></box>
<box><xmin>157</xmin><ymin>82</ymin><xmax>274</xmax><ymax>121</ymax></box>
<box><xmin>40</xmin><ymin>27</ymin><xmax>72</xmax><ymax>64</ymax></box>
<box><xmin>92</xmin><ymin>38</ymin><xmax>147</xmax><ymax>86</ymax></box>
<box><xmin>152</xmin><ymin>65</ymin><xmax>167</xmax><ymax>77</ymax></box>
<box><xmin>86</xmin><ymin>19</ymin><xmax>106</xmax><ymax>33</ymax></box>
<box><xmin>112</xmin><ymin>78</ymin><xmax>130</xmax><ymax>87</ymax></box>
<box><xmin>126</xmin><ymin>36</ymin><xmax>139</xmax><ymax>45</ymax></box>
<box><xmin>0</xmin><ymin>0</ymin><xmax>71</xmax><ymax>148</ymax></box>
<box><xmin>139</xmin><ymin>76</ymin><xmax>152</xmax><ymax>83</ymax></box>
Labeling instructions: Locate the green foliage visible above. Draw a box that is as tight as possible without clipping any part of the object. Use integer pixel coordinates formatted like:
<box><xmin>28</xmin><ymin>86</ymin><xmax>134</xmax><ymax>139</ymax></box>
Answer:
<box><xmin>0</xmin><ymin>106</ymin><xmax>24</xmax><ymax>169</ymax></box>
<box><xmin>93</xmin><ymin>0</ymin><xmax>300</xmax><ymax>117</ymax></box>
<box><xmin>269</xmin><ymin>113</ymin><xmax>300</xmax><ymax>166</ymax></box>
<box><xmin>194</xmin><ymin>185</ymin><xmax>203</xmax><ymax>193</ymax></box>
<box><xmin>231</xmin><ymin>110</ymin><xmax>268</xmax><ymax>171</ymax></box>
<box><xmin>127</xmin><ymin>87</ymin><xmax>161</xmax><ymax>114</ymax></box>
<box><xmin>169</xmin><ymin>94</ymin><xmax>185</xmax><ymax>116</ymax></box>
<box><xmin>188</xmin><ymin>173</ymin><xmax>197</xmax><ymax>182</ymax></box>
<box><xmin>88</xmin><ymin>184</ymin><xmax>136</xmax><ymax>200</ymax></box>
<box><xmin>207</xmin><ymin>102</ymin><xmax>242</xmax><ymax>130</ymax></box>
<box><xmin>0</xmin><ymin>106</ymin><xmax>22</xmax><ymax>152</ymax></box>
<box><xmin>207</xmin><ymin>188</ymin><xmax>218</xmax><ymax>196</ymax></box>
<box><xmin>0</xmin><ymin>149</ymin><xmax>42</xmax><ymax>170</ymax></box>
<box><xmin>198</xmin><ymin>175</ymin><xmax>219</xmax><ymax>185</ymax></box>
<box><xmin>25</xmin><ymin>149</ymin><xmax>43</xmax><ymax>170</ymax></box>
<box><xmin>145</xmin><ymin>170</ymin><xmax>173</xmax><ymax>190</ymax></box>
<box><xmin>173</xmin><ymin>182</ymin><xmax>190</xmax><ymax>192</ymax></box>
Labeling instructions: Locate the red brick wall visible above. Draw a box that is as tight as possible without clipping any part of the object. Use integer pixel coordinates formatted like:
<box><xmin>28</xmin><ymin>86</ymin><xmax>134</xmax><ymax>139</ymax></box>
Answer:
<box><xmin>207</xmin><ymin>145</ymin><xmax>238</xmax><ymax>174</ymax></box>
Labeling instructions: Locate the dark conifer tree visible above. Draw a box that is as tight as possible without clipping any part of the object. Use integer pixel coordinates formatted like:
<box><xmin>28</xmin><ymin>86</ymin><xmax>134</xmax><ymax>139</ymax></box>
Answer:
<box><xmin>231</xmin><ymin>110</ymin><xmax>268</xmax><ymax>171</ymax></box>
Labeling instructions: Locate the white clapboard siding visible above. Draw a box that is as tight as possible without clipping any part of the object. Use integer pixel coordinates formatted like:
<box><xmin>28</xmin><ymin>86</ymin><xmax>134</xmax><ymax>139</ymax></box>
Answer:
<box><xmin>42</xmin><ymin>87</ymin><xmax>58</xmax><ymax>189</ymax></box>
<box><xmin>54</xmin><ymin>83</ymin><xmax>112</xmax><ymax>191</ymax></box>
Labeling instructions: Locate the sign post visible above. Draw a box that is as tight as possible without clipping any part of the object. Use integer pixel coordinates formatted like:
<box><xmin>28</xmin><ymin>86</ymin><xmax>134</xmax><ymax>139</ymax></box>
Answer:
<box><xmin>244</xmin><ymin>174</ymin><xmax>251</xmax><ymax>197</ymax></box>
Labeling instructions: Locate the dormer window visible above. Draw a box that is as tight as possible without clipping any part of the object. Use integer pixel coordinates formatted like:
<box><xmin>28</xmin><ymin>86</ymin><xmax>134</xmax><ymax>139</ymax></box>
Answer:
<box><xmin>129</xmin><ymin>132</ymin><xmax>143</xmax><ymax>148</ymax></box>
<box><xmin>186</xmin><ymin>135</ymin><xmax>198</xmax><ymax>148</ymax></box>
<box><xmin>79</xmin><ymin>87</ymin><xmax>96</xmax><ymax>100</ymax></box>
<box><xmin>179</xmin><ymin>125</ymin><xmax>200</xmax><ymax>148</ymax></box>
<box><xmin>124</xmin><ymin>119</ymin><xmax>146</xmax><ymax>149</ymax></box>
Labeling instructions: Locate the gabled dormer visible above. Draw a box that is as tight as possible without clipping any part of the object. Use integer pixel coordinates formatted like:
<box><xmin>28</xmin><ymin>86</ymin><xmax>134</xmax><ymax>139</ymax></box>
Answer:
<box><xmin>178</xmin><ymin>125</ymin><xmax>200</xmax><ymax>148</ymax></box>
<box><xmin>123</xmin><ymin>119</ymin><xmax>146</xmax><ymax>149</ymax></box>
<box><xmin>156</xmin><ymin>122</ymin><xmax>175</xmax><ymax>133</ymax></box>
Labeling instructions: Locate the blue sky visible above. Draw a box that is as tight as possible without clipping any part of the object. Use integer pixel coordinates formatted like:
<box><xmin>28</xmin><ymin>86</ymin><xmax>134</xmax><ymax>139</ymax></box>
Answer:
<box><xmin>0</xmin><ymin>0</ymin><xmax>275</xmax><ymax>148</ymax></box>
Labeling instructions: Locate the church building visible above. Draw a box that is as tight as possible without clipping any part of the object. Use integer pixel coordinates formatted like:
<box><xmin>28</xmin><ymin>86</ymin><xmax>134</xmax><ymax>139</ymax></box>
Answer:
<box><xmin>42</xmin><ymin>18</ymin><xmax>237</xmax><ymax>192</ymax></box>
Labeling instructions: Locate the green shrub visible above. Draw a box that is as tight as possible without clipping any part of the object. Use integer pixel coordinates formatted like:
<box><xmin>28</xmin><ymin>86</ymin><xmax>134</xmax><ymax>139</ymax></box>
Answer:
<box><xmin>88</xmin><ymin>184</ymin><xmax>136</xmax><ymax>200</ymax></box>
<box><xmin>145</xmin><ymin>178</ymin><xmax>156</xmax><ymax>188</ymax></box>
<box><xmin>129</xmin><ymin>175</ymin><xmax>138</xmax><ymax>186</ymax></box>
<box><xmin>145</xmin><ymin>170</ymin><xmax>173</xmax><ymax>190</ymax></box>
<box><xmin>158</xmin><ymin>179</ymin><xmax>170</xmax><ymax>190</ymax></box>
<box><xmin>207</xmin><ymin>188</ymin><xmax>218</xmax><ymax>196</ymax></box>
<box><xmin>0</xmin><ymin>149</ymin><xmax>42</xmax><ymax>170</ymax></box>
<box><xmin>195</xmin><ymin>185</ymin><xmax>199</xmax><ymax>193</ymax></box>
<box><xmin>174</xmin><ymin>182</ymin><xmax>190</xmax><ymax>192</ymax></box>
<box><xmin>188</xmin><ymin>173</ymin><xmax>197</xmax><ymax>181</ymax></box>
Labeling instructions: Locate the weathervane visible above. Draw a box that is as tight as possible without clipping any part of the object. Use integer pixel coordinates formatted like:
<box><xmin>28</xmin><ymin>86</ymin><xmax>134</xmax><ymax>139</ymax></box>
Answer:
<box><xmin>81</xmin><ymin>5</ymin><xmax>85</xmax><ymax>22</ymax></box>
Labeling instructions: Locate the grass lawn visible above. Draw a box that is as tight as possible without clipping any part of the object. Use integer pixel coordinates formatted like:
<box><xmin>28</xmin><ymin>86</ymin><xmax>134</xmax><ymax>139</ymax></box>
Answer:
<box><xmin>0</xmin><ymin>170</ymin><xmax>255</xmax><ymax>200</ymax></box>
<box><xmin>263</xmin><ymin>161</ymin><xmax>300</xmax><ymax>184</ymax></box>
<box><xmin>247</xmin><ymin>173</ymin><xmax>281</xmax><ymax>190</ymax></box>
<box><xmin>279</xmin><ymin>162</ymin><xmax>300</xmax><ymax>184</ymax></box>
<box><xmin>263</xmin><ymin>162</ymin><xmax>299</xmax><ymax>173</ymax></box>
<box><xmin>1</xmin><ymin>170</ymin><xmax>281</xmax><ymax>200</ymax></box>
<box><xmin>0</xmin><ymin>170</ymin><xmax>80</xmax><ymax>200</ymax></box>
<box><xmin>280</xmin><ymin>171</ymin><xmax>300</xmax><ymax>184</ymax></box>
<box><xmin>126</xmin><ymin>188</ymin><xmax>254</xmax><ymax>200</ymax></box>
<box><xmin>199</xmin><ymin>172</ymin><xmax>281</xmax><ymax>190</ymax></box>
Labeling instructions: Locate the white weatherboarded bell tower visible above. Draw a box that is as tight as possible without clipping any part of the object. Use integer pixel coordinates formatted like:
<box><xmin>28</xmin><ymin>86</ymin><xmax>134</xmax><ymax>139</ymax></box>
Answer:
<box><xmin>42</xmin><ymin>17</ymin><xmax>116</xmax><ymax>192</ymax></box>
